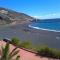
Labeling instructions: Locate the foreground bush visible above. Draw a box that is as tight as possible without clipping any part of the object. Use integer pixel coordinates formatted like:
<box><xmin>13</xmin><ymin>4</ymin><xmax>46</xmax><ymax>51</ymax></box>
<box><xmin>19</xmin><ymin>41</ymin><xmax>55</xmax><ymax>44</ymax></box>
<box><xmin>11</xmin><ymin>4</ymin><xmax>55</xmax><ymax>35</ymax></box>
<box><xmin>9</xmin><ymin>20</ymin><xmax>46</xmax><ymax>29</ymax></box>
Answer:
<box><xmin>11</xmin><ymin>37</ymin><xmax>31</xmax><ymax>49</ymax></box>
<box><xmin>20</xmin><ymin>41</ymin><xmax>31</xmax><ymax>48</ymax></box>
<box><xmin>37</xmin><ymin>46</ymin><xmax>60</xmax><ymax>59</ymax></box>
<box><xmin>11</xmin><ymin>37</ymin><xmax>60</xmax><ymax>59</ymax></box>
<box><xmin>11</xmin><ymin>37</ymin><xmax>20</xmax><ymax>46</ymax></box>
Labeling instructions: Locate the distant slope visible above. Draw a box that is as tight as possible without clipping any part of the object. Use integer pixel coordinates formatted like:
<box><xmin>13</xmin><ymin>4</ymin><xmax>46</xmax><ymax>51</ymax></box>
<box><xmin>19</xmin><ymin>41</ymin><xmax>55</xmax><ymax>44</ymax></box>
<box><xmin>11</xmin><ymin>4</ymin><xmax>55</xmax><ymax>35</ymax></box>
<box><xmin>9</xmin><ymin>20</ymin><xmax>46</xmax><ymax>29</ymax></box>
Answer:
<box><xmin>32</xmin><ymin>18</ymin><xmax>60</xmax><ymax>23</ymax></box>
<box><xmin>0</xmin><ymin>7</ymin><xmax>34</xmax><ymax>25</ymax></box>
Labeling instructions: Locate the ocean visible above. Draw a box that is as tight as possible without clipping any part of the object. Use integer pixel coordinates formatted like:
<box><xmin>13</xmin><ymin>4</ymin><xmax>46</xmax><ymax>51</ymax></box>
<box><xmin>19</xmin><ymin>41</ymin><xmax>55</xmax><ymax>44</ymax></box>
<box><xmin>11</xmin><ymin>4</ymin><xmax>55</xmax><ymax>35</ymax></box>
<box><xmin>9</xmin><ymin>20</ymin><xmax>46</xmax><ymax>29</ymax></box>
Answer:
<box><xmin>29</xmin><ymin>19</ymin><xmax>60</xmax><ymax>32</ymax></box>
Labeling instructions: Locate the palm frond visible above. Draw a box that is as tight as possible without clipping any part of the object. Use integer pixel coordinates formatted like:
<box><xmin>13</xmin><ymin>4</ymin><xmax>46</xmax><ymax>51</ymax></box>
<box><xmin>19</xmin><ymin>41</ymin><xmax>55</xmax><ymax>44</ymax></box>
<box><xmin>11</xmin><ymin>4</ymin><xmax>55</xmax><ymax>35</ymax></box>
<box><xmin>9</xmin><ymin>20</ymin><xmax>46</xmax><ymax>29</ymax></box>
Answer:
<box><xmin>0</xmin><ymin>42</ymin><xmax>9</xmax><ymax>60</ymax></box>
<box><xmin>9</xmin><ymin>47</ymin><xmax>18</xmax><ymax>56</ymax></box>
<box><xmin>0</xmin><ymin>42</ymin><xmax>20</xmax><ymax>60</ymax></box>
<box><xmin>16</xmin><ymin>56</ymin><xmax>20</xmax><ymax>60</ymax></box>
<box><xmin>9</xmin><ymin>50</ymin><xmax>19</xmax><ymax>59</ymax></box>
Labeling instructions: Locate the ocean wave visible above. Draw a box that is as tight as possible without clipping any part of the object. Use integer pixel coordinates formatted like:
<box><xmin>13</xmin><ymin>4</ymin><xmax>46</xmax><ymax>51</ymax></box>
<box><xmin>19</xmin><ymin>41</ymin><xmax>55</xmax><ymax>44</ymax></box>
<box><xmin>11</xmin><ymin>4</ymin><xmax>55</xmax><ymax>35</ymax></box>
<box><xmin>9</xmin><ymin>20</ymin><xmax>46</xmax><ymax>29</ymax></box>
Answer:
<box><xmin>28</xmin><ymin>25</ymin><xmax>60</xmax><ymax>32</ymax></box>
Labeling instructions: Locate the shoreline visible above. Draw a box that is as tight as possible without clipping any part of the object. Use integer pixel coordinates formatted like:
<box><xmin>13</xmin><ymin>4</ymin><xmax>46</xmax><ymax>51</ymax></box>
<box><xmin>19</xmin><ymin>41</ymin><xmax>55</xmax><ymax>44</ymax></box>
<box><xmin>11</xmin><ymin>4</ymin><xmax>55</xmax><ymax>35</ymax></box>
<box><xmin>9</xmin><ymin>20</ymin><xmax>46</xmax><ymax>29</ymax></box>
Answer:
<box><xmin>0</xmin><ymin>21</ymin><xmax>60</xmax><ymax>50</ymax></box>
<box><xmin>21</xmin><ymin>23</ymin><xmax>60</xmax><ymax>49</ymax></box>
<box><xmin>28</xmin><ymin>25</ymin><xmax>60</xmax><ymax>33</ymax></box>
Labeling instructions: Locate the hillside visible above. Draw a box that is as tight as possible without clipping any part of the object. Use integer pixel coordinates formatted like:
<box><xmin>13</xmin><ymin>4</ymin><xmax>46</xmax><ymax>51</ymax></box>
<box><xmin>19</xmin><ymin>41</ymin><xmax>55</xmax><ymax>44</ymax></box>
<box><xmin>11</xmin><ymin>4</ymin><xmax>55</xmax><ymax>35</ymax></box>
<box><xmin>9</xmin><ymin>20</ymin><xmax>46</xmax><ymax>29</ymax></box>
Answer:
<box><xmin>0</xmin><ymin>7</ymin><xmax>33</xmax><ymax>25</ymax></box>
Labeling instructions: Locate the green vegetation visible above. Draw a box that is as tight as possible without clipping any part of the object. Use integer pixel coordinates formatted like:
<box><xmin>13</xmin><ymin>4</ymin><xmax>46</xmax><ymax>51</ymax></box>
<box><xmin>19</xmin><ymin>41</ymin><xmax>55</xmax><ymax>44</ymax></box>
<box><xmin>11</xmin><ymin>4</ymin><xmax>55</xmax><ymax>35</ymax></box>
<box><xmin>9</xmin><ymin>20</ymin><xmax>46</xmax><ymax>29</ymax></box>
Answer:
<box><xmin>37</xmin><ymin>46</ymin><xmax>60</xmax><ymax>59</ymax></box>
<box><xmin>10</xmin><ymin>37</ymin><xmax>60</xmax><ymax>59</ymax></box>
<box><xmin>20</xmin><ymin>41</ymin><xmax>31</xmax><ymax>48</ymax></box>
<box><xmin>11</xmin><ymin>37</ymin><xmax>31</xmax><ymax>49</ymax></box>
<box><xmin>16</xmin><ymin>56</ymin><xmax>20</xmax><ymax>60</ymax></box>
<box><xmin>0</xmin><ymin>42</ymin><xmax>20</xmax><ymax>60</ymax></box>
<box><xmin>30</xmin><ymin>45</ymin><xmax>60</xmax><ymax>59</ymax></box>
<box><xmin>11</xmin><ymin>37</ymin><xmax>20</xmax><ymax>46</ymax></box>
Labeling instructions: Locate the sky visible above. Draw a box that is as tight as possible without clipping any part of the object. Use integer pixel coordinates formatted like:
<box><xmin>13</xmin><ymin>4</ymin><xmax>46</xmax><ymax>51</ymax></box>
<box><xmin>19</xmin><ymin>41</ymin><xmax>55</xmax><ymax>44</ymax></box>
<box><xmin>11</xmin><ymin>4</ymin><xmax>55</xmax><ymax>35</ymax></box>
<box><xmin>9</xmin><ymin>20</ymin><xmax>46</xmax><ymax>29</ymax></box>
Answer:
<box><xmin>0</xmin><ymin>0</ymin><xmax>60</xmax><ymax>19</ymax></box>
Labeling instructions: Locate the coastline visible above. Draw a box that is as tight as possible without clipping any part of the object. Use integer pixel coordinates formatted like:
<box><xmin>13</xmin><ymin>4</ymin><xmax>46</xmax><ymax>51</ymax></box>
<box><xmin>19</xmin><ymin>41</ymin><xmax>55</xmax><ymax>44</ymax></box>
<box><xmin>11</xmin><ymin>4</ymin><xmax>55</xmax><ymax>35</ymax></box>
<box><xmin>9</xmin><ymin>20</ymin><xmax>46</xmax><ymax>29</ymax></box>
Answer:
<box><xmin>0</xmin><ymin>21</ymin><xmax>60</xmax><ymax>50</ymax></box>
<box><xmin>28</xmin><ymin>25</ymin><xmax>60</xmax><ymax>33</ymax></box>
<box><xmin>20</xmin><ymin>22</ymin><xmax>60</xmax><ymax>50</ymax></box>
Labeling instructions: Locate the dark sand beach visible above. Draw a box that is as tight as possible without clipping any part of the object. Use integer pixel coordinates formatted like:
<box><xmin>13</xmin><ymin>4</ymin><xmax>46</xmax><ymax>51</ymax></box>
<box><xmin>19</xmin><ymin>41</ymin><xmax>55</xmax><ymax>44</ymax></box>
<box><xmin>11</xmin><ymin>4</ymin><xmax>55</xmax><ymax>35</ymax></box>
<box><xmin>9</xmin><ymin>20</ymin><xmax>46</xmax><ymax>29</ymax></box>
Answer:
<box><xmin>20</xmin><ymin>23</ymin><xmax>60</xmax><ymax>49</ymax></box>
<box><xmin>0</xmin><ymin>22</ymin><xmax>60</xmax><ymax>49</ymax></box>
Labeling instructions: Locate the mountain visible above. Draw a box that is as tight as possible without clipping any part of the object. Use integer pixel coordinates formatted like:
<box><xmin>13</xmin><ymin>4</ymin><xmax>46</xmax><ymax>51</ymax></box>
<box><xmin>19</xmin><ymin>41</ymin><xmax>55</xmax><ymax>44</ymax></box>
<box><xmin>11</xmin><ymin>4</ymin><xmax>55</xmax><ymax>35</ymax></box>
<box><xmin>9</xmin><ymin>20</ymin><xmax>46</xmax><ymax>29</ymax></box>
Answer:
<box><xmin>0</xmin><ymin>7</ymin><xmax>33</xmax><ymax>25</ymax></box>
<box><xmin>32</xmin><ymin>18</ymin><xmax>60</xmax><ymax>23</ymax></box>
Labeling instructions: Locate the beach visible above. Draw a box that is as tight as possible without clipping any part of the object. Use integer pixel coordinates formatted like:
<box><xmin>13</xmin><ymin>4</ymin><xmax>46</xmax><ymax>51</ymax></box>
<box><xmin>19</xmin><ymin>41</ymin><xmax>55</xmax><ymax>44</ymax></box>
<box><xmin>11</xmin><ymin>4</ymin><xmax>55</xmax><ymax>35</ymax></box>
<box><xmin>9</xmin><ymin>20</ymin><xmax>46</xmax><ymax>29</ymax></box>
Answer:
<box><xmin>0</xmin><ymin>22</ymin><xmax>60</xmax><ymax>50</ymax></box>
<box><xmin>20</xmin><ymin>23</ymin><xmax>60</xmax><ymax>49</ymax></box>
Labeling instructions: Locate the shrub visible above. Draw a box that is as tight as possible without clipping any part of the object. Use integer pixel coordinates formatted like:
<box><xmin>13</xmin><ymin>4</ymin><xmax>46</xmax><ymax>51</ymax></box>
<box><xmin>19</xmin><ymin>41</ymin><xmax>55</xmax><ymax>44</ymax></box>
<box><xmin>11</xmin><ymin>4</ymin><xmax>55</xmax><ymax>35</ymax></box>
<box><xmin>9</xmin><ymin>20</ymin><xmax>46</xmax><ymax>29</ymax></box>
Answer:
<box><xmin>37</xmin><ymin>46</ymin><xmax>60</xmax><ymax>59</ymax></box>
<box><xmin>53</xmin><ymin>51</ymin><xmax>60</xmax><ymax>59</ymax></box>
<box><xmin>11</xmin><ymin>37</ymin><xmax>31</xmax><ymax>49</ymax></box>
<box><xmin>20</xmin><ymin>41</ymin><xmax>31</xmax><ymax>48</ymax></box>
<box><xmin>11</xmin><ymin>37</ymin><xmax>20</xmax><ymax>46</ymax></box>
<box><xmin>10</xmin><ymin>37</ymin><xmax>60</xmax><ymax>59</ymax></box>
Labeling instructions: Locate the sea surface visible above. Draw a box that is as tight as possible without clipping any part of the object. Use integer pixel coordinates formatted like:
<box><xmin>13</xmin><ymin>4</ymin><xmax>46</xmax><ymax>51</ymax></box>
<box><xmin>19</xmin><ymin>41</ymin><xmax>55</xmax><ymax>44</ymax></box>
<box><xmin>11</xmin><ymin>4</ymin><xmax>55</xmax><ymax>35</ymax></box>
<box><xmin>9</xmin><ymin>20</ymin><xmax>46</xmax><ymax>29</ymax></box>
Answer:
<box><xmin>29</xmin><ymin>19</ymin><xmax>60</xmax><ymax>32</ymax></box>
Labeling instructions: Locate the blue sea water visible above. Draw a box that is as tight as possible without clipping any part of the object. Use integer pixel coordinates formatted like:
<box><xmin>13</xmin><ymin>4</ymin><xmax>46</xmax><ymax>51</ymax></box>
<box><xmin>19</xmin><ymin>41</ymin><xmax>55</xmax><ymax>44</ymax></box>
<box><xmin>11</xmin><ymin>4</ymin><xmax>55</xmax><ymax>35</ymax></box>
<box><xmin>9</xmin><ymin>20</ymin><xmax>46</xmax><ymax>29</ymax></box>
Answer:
<box><xmin>29</xmin><ymin>19</ymin><xmax>60</xmax><ymax>32</ymax></box>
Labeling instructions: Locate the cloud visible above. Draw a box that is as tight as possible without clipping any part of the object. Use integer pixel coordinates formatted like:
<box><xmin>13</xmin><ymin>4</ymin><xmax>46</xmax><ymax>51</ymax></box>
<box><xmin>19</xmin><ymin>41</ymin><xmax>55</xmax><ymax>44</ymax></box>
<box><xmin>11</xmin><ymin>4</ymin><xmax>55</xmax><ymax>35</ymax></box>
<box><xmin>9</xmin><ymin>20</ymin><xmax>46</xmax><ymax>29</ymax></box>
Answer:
<box><xmin>33</xmin><ymin>16</ymin><xmax>42</xmax><ymax>19</ymax></box>
<box><xmin>33</xmin><ymin>13</ymin><xmax>60</xmax><ymax>19</ymax></box>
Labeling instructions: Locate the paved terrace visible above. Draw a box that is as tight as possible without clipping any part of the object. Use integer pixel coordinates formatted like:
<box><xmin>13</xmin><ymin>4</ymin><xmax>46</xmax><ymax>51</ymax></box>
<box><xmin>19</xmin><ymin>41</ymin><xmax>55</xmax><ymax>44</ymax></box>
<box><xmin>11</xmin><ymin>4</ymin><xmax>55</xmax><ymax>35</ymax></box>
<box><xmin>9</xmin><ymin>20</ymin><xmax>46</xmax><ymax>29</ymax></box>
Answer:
<box><xmin>0</xmin><ymin>40</ymin><xmax>59</xmax><ymax>60</ymax></box>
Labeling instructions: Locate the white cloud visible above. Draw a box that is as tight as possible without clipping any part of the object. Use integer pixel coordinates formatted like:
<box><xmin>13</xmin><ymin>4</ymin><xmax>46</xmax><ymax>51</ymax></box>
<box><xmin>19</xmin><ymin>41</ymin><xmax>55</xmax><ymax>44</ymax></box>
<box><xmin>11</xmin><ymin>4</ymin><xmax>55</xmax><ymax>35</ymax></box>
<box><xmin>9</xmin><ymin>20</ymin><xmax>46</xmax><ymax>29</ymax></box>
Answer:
<box><xmin>33</xmin><ymin>16</ymin><xmax>42</xmax><ymax>19</ymax></box>
<box><xmin>33</xmin><ymin>13</ymin><xmax>60</xmax><ymax>19</ymax></box>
